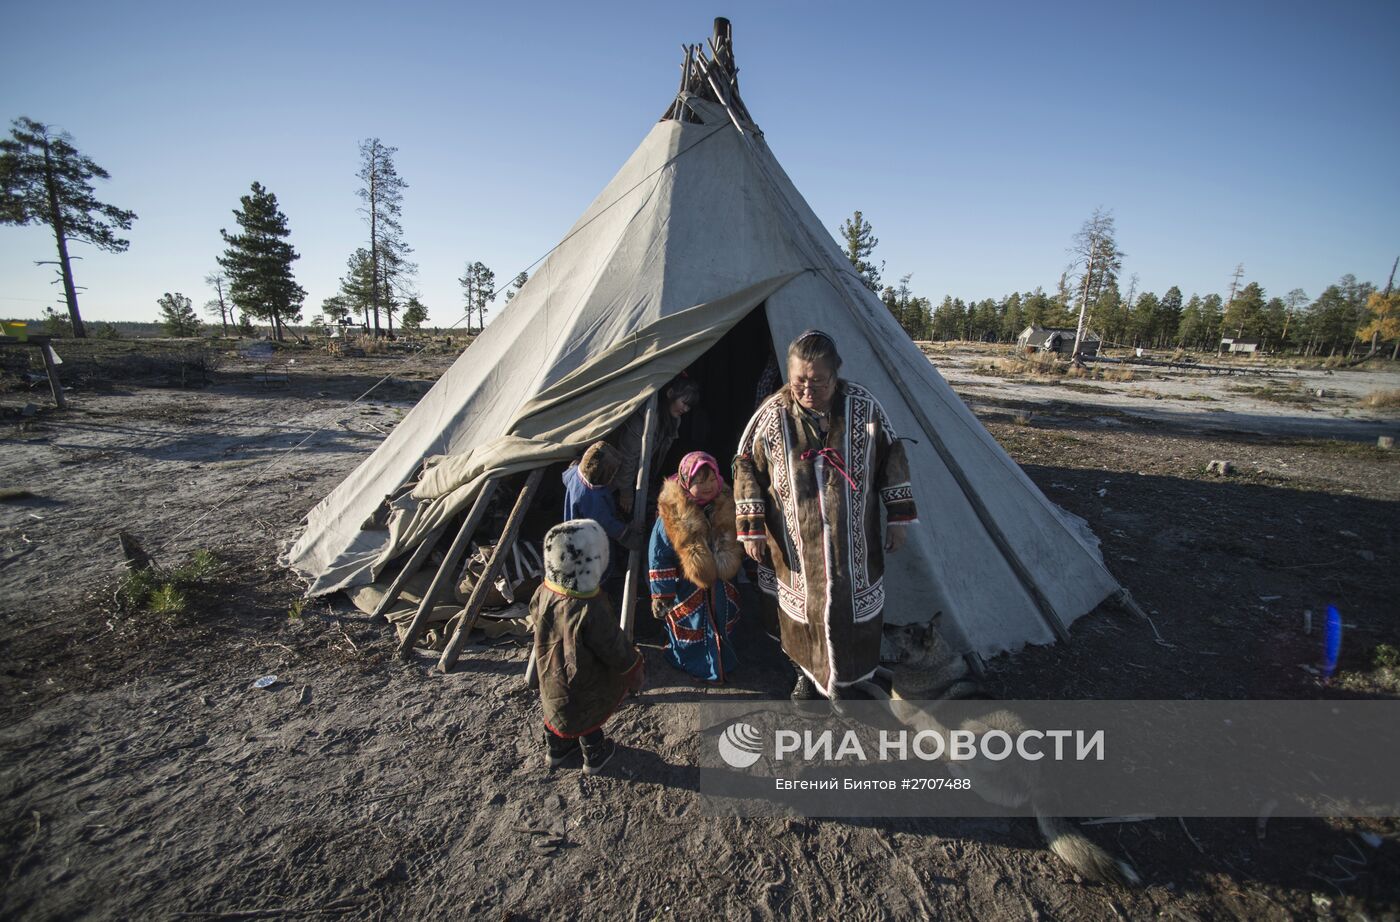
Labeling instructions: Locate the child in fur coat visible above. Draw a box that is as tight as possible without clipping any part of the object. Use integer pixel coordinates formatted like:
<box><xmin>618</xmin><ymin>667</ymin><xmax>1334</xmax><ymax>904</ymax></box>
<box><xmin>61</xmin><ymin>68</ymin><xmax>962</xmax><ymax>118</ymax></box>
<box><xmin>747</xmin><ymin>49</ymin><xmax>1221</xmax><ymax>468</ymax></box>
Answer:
<box><xmin>648</xmin><ymin>452</ymin><xmax>743</xmax><ymax>683</ymax></box>
<box><xmin>533</xmin><ymin>519</ymin><xmax>645</xmax><ymax>773</ymax></box>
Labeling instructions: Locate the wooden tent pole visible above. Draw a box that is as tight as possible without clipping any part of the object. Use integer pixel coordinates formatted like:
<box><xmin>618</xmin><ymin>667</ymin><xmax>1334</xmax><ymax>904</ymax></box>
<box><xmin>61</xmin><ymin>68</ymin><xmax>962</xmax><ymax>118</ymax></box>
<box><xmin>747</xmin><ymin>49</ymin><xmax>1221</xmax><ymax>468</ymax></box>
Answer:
<box><xmin>395</xmin><ymin>478</ymin><xmax>499</xmax><ymax>660</ymax></box>
<box><xmin>370</xmin><ymin>522</ymin><xmax>446</xmax><ymax>624</ymax></box>
<box><xmin>619</xmin><ymin>398</ymin><xmax>660</xmax><ymax>640</ymax></box>
<box><xmin>439</xmin><ymin>467</ymin><xmax>545</xmax><ymax>671</ymax></box>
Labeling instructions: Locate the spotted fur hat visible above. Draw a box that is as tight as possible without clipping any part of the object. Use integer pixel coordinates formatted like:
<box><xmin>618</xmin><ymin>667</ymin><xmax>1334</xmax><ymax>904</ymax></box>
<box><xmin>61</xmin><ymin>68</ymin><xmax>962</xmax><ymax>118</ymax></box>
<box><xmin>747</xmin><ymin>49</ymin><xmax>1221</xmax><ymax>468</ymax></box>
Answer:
<box><xmin>542</xmin><ymin>519</ymin><xmax>610</xmax><ymax>595</ymax></box>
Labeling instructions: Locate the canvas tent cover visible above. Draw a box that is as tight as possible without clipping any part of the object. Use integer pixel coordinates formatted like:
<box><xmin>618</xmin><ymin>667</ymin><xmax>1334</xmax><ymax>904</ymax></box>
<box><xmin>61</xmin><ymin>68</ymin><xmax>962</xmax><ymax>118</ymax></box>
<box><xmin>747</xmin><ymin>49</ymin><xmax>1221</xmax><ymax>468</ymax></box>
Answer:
<box><xmin>283</xmin><ymin>95</ymin><xmax>1121</xmax><ymax>658</ymax></box>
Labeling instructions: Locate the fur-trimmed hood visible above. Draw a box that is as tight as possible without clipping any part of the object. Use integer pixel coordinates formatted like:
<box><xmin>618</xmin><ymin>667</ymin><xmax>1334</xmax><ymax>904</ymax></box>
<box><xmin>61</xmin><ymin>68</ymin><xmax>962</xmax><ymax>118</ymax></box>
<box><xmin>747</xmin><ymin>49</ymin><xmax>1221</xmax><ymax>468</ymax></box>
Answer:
<box><xmin>657</xmin><ymin>479</ymin><xmax>742</xmax><ymax>589</ymax></box>
<box><xmin>579</xmin><ymin>441</ymin><xmax>622</xmax><ymax>487</ymax></box>
<box><xmin>543</xmin><ymin>519</ymin><xmax>609</xmax><ymax>594</ymax></box>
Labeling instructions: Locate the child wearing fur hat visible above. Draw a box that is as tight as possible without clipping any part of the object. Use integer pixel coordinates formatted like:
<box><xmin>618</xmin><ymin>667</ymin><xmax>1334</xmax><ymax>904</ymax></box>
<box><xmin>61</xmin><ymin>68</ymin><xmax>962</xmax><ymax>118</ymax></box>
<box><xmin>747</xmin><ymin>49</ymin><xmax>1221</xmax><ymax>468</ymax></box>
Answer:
<box><xmin>533</xmin><ymin>519</ymin><xmax>646</xmax><ymax>773</ymax></box>
<box><xmin>562</xmin><ymin>442</ymin><xmax>632</xmax><ymax>544</ymax></box>
<box><xmin>648</xmin><ymin>452</ymin><xmax>743</xmax><ymax>683</ymax></box>
<box><xmin>563</xmin><ymin>441</ymin><xmax>639</xmax><ymax>591</ymax></box>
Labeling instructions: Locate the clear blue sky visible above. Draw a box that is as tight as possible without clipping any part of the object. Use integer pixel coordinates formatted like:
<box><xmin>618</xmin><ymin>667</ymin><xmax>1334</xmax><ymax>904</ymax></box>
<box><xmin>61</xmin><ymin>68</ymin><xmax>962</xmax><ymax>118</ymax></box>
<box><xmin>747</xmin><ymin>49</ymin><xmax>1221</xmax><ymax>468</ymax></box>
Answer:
<box><xmin>3</xmin><ymin>0</ymin><xmax>1397</xmax><ymax>325</ymax></box>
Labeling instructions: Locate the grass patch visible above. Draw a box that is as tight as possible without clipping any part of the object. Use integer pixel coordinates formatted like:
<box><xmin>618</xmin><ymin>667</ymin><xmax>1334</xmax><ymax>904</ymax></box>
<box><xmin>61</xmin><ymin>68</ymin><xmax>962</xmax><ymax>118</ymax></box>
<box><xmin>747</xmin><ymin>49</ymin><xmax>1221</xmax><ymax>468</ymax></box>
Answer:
<box><xmin>1375</xmin><ymin>644</ymin><xmax>1400</xmax><ymax>671</ymax></box>
<box><xmin>146</xmin><ymin>584</ymin><xmax>188</xmax><ymax>617</ymax></box>
<box><xmin>1225</xmin><ymin>382</ymin><xmax>1317</xmax><ymax>407</ymax></box>
<box><xmin>974</xmin><ymin>353</ymin><xmax>1067</xmax><ymax>379</ymax></box>
<box><xmin>1276</xmin><ymin>438</ymin><xmax>1397</xmax><ymax>460</ymax></box>
<box><xmin>1057</xmin><ymin>382</ymin><xmax>1111</xmax><ymax>394</ymax></box>
<box><xmin>114</xmin><ymin>549</ymin><xmax>224</xmax><ymax>622</ymax></box>
<box><xmin>1360</xmin><ymin>389</ymin><xmax>1400</xmax><ymax>409</ymax></box>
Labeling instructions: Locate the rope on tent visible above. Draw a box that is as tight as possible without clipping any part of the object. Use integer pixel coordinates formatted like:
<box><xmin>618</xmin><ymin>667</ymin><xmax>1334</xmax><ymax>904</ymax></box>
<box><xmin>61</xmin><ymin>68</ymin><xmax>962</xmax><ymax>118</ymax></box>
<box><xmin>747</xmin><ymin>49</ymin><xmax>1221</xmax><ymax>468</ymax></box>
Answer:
<box><xmin>157</xmin><ymin>122</ymin><xmax>733</xmax><ymax>559</ymax></box>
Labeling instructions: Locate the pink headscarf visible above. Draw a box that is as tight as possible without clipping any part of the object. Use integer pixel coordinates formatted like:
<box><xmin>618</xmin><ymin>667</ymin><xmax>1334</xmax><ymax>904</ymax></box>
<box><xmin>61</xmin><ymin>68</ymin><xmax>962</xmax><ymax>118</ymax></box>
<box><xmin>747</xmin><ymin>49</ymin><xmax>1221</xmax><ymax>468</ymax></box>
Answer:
<box><xmin>668</xmin><ymin>451</ymin><xmax>725</xmax><ymax>504</ymax></box>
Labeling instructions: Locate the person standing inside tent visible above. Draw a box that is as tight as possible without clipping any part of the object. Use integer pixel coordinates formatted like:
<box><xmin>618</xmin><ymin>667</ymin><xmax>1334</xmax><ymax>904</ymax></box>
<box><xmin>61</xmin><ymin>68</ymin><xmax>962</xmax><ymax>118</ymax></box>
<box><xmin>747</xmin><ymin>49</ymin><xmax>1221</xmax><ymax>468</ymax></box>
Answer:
<box><xmin>733</xmin><ymin>331</ymin><xmax>918</xmax><ymax>701</ymax></box>
<box><xmin>648</xmin><ymin>452</ymin><xmax>743</xmax><ymax>683</ymax></box>
<box><xmin>611</xmin><ymin>375</ymin><xmax>701</xmax><ymax>515</ymax></box>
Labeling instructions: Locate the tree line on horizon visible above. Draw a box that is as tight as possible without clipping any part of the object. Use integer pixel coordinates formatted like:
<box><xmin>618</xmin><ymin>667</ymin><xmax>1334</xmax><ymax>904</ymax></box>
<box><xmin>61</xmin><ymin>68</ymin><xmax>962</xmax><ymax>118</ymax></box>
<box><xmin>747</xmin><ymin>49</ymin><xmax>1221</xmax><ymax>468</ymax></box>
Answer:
<box><xmin>4</xmin><ymin>115</ymin><xmax>1397</xmax><ymax>358</ymax></box>
<box><xmin>842</xmin><ymin>209</ymin><xmax>1400</xmax><ymax>359</ymax></box>
<box><xmin>0</xmin><ymin>118</ymin><xmax>512</xmax><ymax>341</ymax></box>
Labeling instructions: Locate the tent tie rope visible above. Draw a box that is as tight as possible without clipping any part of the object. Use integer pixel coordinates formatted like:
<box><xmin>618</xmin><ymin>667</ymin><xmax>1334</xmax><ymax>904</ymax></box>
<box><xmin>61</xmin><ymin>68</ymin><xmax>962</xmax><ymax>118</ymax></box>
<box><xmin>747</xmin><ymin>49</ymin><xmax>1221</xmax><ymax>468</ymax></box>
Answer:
<box><xmin>801</xmin><ymin>448</ymin><xmax>857</xmax><ymax>493</ymax></box>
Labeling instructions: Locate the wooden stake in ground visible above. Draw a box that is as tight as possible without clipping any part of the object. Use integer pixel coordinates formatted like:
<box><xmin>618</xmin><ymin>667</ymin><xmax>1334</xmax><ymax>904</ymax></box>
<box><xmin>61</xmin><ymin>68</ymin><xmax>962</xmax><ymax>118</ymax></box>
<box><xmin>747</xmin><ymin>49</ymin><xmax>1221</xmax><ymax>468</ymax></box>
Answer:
<box><xmin>395</xmin><ymin>478</ymin><xmax>500</xmax><ymax>660</ymax></box>
<box><xmin>439</xmin><ymin>468</ymin><xmax>544</xmax><ymax>672</ymax></box>
<box><xmin>619</xmin><ymin>398</ymin><xmax>659</xmax><ymax>640</ymax></box>
<box><xmin>39</xmin><ymin>340</ymin><xmax>66</xmax><ymax>409</ymax></box>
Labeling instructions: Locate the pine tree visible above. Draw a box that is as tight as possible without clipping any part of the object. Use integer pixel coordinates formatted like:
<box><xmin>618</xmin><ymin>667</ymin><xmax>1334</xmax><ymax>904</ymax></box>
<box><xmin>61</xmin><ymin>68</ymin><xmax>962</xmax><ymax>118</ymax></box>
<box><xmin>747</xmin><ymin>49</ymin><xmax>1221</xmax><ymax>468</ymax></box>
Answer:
<box><xmin>357</xmin><ymin>139</ymin><xmax>415</xmax><ymax>337</ymax></box>
<box><xmin>1337</xmin><ymin>274</ymin><xmax>1376</xmax><ymax>356</ymax></box>
<box><xmin>1067</xmin><ymin>209</ymin><xmax>1123</xmax><ymax>358</ymax></box>
<box><xmin>504</xmin><ymin>271</ymin><xmax>529</xmax><ymax>303</ymax></box>
<box><xmin>1259</xmin><ymin>297</ymin><xmax>1289</xmax><ymax>351</ymax></box>
<box><xmin>971</xmin><ymin>298</ymin><xmax>999</xmax><ymax>342</ymax></box>
<box><xmin>1282</xmin><ymin>288</ymin><xmax>1309</xmax><ymax>350</ymax></box>
<box><xmin>401</xmin><ymin>297</ymin><xmax>428</xmax><ymax>331</ymax></box>
<box><xmin>0</xmin><ymin>117</ymin><xmax>137</xmax><ymax>338</ymax></box>
<box><xmin>203</xmin><ymin>271</ymin><xmax>232</xmax><ymax>336</ymax></box>
<box><xmin>1089</xmin><ymin>283</ymin><xmax>1125</xmax><ymax>345</ymax></box>
<box><xmin>1130</xmin><ymin>291</ymin><xmax>1160</xmax><ymax>348</ymax></box>
<box><xmin>839</xmin><ymin>210</ymin><xmax>882</xmax><ymax>293</ymax></box>
<box><xmin>1022</xmin><ymin>289</ymin><xmax>1055</xmax><ymax>330</ymax></box>
<box><xmin>458</xmin><ymin>261</ymin><xmax>496</xmax><ymax>331</ymax></box>
<box><xmin>1222</xmin><ymin>281</ymin><xmax>1266</xmax><ymax>339</ymax></box>
<box><xmin>321</xmin><ymin>295</ymin><xmax>352</xmax><ymax>327</ymax></box>
<box><xmin>1157</xmin><ymin>287</ymin><xmax>1183</xmax><ymax>348</ymax></box>
<box><xmin>1201</xmin><ymin>294</ymin><xmax>1224</xmax><ymax>349</ymax></box>
<box><xmin>217</xmin><ymin>182</ymin><xmax>305</xmax><ymax>341</ymax></box>
<box><xmin>338</xmin><ymin>248</ymin><xmax>375</xmax><ymax>330</ymax></box>
<box><xmin>999</xmin><ymin>293</ymin><xmax>1025</xmax><ymax>343</ymax></box>
<box><xmin>157</xmin><ymin>292</ymin><xmax>202</xmax><ymax>337</ymax></box>
<box><xmin>42</xmin><ymin>305</ymin><xmax>72</xmax><ymax>337</ymax></box>
<box><xmin>881</xmin><ymin>285</ymin><xmax>900</xmax><ymax>326</ymax></box>
<box><xmin>1177</xmin><ymin>295</ymin><xmax>1204</xmax><ymax>349</ymax></box>
<box><xmin>932</xmin><ymin>296</ymin><xmax>965</xmax><ymax>341</ymax></box>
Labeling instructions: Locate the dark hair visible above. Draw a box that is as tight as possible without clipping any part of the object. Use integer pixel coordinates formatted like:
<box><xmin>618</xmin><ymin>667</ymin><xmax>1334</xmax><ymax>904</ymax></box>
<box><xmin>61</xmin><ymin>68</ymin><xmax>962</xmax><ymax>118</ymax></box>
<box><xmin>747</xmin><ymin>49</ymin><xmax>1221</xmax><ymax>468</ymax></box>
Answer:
<box><xmin>787</xmin><ymin>329</ymin><xmax>843</xmax><ymax>374</ymax></box>
<box><xmin>664</xmin><ymin>375</ymin><xmax>701</xmax><ymax>407</ymax></box>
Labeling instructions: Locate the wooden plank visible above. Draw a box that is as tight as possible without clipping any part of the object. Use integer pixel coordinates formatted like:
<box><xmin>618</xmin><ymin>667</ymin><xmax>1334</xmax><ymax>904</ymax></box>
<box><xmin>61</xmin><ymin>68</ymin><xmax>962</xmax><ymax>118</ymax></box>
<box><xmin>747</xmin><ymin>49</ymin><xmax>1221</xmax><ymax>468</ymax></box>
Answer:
<box><xmin>370</xmin><ymin>522</ymin><xmax>447</xmax><ymax>624</ymax></box>
<box><xmin>394</xmin><ymin>478</ymin><xmax>499</xmax><ymax>660</ymax></box>
<box><xmin>619</xmin><ymin>398</ymin><xmax>659</xmax><ymax>640</ymax></box>
<box><xmin>438</xmin><ymin>467</ymin><xmax>545</xmax><ymax>671</ymax></box>
<box><xmin>37</xmin><ymin>341</ymin><xmax>66</xmax><ymax>409</ymax></box>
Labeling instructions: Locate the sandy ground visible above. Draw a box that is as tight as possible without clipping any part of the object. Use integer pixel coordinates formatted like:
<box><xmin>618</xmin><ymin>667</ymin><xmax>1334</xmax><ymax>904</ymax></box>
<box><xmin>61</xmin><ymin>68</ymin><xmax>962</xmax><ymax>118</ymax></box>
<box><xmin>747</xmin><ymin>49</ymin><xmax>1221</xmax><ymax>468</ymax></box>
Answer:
<box><xmin>1</xmin><ymin>342</ymin><xmax>1398</xmax><ymax>920</ymax></box>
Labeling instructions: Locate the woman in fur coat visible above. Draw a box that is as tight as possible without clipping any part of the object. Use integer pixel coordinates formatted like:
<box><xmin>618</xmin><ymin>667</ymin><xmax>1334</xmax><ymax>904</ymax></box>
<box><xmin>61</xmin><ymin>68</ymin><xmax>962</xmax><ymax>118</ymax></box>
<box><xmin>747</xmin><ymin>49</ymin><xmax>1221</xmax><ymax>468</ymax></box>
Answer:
<box><xmin>648</xmin><ymin>451</ymin><xmax>743</xmax><ymax>683</ymax></box>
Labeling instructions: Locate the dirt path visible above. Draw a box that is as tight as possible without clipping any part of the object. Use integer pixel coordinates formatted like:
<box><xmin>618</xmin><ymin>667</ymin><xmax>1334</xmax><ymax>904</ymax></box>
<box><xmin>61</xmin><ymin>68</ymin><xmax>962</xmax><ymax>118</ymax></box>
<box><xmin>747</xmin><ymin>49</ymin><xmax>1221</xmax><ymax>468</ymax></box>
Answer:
<box><xmin>2</xmin><ymin>350</ymin><xmax>1397</xmax><ymax>919</ymax></box>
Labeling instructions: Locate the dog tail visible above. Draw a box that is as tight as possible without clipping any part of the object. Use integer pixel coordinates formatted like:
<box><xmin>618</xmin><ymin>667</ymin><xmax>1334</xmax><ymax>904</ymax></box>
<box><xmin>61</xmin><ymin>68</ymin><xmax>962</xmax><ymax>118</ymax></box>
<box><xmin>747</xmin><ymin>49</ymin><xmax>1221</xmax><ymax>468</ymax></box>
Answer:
<box><xmin>1036</xmin><ymin>813</ymin><xmax>1140</xmax><ymax>886</ymax></box>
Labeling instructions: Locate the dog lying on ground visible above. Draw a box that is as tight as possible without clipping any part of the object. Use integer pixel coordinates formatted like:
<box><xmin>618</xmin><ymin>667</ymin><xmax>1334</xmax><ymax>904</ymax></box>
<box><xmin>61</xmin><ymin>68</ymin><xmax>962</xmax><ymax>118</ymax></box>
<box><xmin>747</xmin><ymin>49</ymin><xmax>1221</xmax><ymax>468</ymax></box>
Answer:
<box><xmin>865</xmin><ymin>623</ymin><xmax>1140</xmax><ymax>887</ymax></box>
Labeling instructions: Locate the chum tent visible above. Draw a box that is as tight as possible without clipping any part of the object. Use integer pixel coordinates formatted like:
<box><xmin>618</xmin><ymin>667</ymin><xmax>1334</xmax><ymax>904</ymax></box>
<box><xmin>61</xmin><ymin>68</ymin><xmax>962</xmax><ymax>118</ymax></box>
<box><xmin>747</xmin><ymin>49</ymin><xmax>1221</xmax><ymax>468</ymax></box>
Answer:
<box><xmin>283</xmin><ymin>20</ymin><xmax>1130</xmax><ymax>665</ymax></box>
